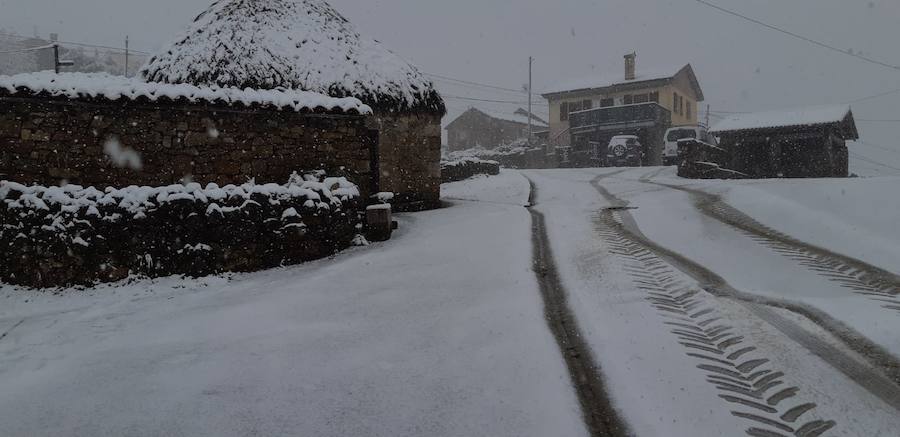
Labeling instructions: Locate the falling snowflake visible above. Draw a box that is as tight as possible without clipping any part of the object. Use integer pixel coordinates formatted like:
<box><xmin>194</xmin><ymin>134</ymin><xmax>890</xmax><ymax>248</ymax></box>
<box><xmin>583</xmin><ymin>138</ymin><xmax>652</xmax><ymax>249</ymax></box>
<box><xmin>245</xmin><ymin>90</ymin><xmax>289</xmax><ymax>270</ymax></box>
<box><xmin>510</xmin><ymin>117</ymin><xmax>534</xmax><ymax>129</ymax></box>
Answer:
<box><xmin>103</xmin><ymin>138</ymin><xmax>142</xmax><ymax>170</ymax></box>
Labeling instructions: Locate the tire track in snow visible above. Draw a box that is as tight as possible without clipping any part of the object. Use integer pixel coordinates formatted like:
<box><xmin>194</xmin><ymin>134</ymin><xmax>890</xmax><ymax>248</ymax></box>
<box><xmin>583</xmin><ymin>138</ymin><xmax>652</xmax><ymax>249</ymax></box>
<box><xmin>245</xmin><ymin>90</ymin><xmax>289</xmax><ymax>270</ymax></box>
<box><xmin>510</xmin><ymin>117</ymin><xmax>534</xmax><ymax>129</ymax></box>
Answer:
<box><xmin>595</xmin><ymin>209</ymin><xmax>835</xmax><ymax>436</ymax></box>
<box><xmin>590</xmin><ymin>173</ymin><xmax>900</xmax><ymax>416</ymax></box>
<box><xmin>525</xmin><ymin>177</ymin><xmax>631</xmax><ymax>437</ymax></box>
<box><xmin>609</xmin><ymin>172</ymin><xmax>900</xmax><ymax>388</ymax></box>
<box><xmin>645</xmin><ymin>179</ymin><xmax>900</xmax><ymax>314</ymax></box>
<box><xmin>0</xmin><ymin>319</ymin><xmax>24</xmax><ymax>342</ymax></box>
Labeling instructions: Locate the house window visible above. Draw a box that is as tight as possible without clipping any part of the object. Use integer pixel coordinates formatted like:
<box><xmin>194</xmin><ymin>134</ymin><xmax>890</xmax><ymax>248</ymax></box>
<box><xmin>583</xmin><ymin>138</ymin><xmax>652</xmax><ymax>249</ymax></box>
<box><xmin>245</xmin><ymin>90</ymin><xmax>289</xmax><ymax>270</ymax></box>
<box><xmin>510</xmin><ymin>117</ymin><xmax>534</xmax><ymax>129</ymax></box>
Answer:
<box><xmin>649</xmin><ymin>91</ymin><xmax>659</xmax><ymax>103</ymax></box>
<box><xmin>633</xmin><ymin>94</ymin><xmax>649</xmax><ymax>104</ymax></box>
<box><xmin>582</xmin><ymin>99</ymin><xmax>593</xmax><ymax>110</ymax></box>
<box><xmin>624</xmin><ymin>95</ymin><xmax>634</xmax><ymax>105</ymax></box>
<box><xmin>686</xmin><ymin>101</ymin><xmax>692</xmax><ymax>120</ymax></box>
<box><xmin>560</xmin><ymin>102</ymin><xmax>569</xmax><ymax>121</ymax></box>
<box><xmin>600</xmin><ymin>98</ymin><xmax>614</xmax><ymax>107</ymax></box>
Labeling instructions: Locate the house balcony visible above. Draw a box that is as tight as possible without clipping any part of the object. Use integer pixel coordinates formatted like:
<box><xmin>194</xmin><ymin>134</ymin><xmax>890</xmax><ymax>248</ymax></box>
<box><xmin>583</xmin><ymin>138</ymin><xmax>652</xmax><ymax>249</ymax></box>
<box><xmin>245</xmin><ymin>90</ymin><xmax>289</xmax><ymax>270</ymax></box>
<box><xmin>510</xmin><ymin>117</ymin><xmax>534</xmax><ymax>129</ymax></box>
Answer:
<box><xmin>569</xmin><ymin>102</ymin><xmax>672</xmax><ymax>135</ymax></box>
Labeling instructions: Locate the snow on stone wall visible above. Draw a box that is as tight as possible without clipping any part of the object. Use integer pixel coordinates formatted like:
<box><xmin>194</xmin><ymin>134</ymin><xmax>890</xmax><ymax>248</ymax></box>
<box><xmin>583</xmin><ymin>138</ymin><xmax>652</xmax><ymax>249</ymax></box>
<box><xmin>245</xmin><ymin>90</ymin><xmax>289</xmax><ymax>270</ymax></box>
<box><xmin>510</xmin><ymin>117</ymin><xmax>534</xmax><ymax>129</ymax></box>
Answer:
<box><xmin>440</xmin><ymin>158</ymin><xmax>500</xmax><ymax>183</ymax></box>
<box><xmin>0</xmin><ymin>173</ymin><xmax>363</xmax><ymax>288</ymax></box>
<box><xmin>0</xmin><ymin>71</ymin><xmax>371</xmax><ymax>114</ymax></box>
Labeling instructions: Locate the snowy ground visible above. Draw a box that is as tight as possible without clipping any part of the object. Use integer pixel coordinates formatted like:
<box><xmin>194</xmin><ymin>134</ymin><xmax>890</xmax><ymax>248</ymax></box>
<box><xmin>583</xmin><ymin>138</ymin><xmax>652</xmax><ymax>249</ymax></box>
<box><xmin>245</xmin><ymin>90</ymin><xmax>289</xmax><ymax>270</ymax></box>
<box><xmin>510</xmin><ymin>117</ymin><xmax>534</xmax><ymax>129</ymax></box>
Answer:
<box><xmin>0</xmin><ymin>172</ymin><xmax>585</xmax><ymax>437</ymax></box>
<box><xmin>4</xmin><ymin>167</ymin><xmax>899</xmax><ymax>437</ymax></box>
<box><xmin>525</xmin><ymin>167</ymin><xmax>900</xmax><ymax>436</ymax></box>
<box><xmin>598</xmin><ymin>168</ymin><xmax>900</xmax><ymax>360</ymax></box>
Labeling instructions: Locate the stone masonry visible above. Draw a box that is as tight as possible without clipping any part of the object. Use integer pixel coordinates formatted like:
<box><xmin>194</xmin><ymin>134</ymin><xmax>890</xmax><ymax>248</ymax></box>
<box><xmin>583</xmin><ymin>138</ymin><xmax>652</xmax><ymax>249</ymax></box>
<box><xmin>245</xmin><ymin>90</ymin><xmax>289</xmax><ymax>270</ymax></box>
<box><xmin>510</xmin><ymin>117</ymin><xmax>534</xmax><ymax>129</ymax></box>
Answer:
<box><xmin>369</xmin><ymin>113</ymin><xmax>442</xmax><ymax>210</ymax></box>
<box><xmin>0</xmin><ymin>95</ymin><xmax>377</xmax><ymax>196</ymax></box>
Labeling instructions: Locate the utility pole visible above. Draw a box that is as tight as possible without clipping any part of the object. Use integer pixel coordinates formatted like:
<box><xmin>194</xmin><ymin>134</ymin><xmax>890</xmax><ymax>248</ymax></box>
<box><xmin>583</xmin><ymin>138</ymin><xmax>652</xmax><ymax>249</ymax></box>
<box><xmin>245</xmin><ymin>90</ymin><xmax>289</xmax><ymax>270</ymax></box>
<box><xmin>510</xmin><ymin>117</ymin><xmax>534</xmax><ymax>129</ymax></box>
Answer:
<box><xmin>124</xmin><ymin>36</ymin><xmax>129</xmax><ymax>77</ymax></box>
<box><xmin>53</xmin><ymin>44</ymin><xmax>59</xmax><ymax>74</ymax></box>
<box><xmin>51</xmin><ymin>44</ymin><xmax>74</xmax><ymax>74</ymax></box>
<box><xmin>527</xmin><ymin>56</ymin><xmax>533</xmax><ymax>144</ymax></box>
<box><xmin>705</xmin><ymin>104</ymin><xmax>711</xmax><ymax>128</ymax></box>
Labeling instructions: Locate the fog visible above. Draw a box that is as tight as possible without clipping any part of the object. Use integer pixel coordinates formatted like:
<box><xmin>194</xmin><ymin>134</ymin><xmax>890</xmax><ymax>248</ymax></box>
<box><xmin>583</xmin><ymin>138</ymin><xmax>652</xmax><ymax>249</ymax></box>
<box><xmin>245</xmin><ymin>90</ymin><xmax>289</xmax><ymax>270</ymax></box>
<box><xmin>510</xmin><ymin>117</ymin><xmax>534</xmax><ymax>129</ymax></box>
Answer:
<box><xmin>2</xmin><ymin>0</ymin><xmax>898</xmax><ymax>174</ymax></box>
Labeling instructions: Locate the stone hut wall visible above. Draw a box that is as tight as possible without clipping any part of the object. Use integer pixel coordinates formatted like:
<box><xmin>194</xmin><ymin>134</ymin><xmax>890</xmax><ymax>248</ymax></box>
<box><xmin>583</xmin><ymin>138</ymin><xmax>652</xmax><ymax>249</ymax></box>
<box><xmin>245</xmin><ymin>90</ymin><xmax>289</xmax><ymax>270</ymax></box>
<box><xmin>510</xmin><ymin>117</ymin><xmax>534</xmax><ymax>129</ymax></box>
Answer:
<box><xmin>368</xmin><ymin>113</ymin><xmax>442</xmax><ymax>211</ymax></box>
<box><xmin>0</xmin><ymin>95</ymin><xmax>377</xmax><ymax>196</ymax></box>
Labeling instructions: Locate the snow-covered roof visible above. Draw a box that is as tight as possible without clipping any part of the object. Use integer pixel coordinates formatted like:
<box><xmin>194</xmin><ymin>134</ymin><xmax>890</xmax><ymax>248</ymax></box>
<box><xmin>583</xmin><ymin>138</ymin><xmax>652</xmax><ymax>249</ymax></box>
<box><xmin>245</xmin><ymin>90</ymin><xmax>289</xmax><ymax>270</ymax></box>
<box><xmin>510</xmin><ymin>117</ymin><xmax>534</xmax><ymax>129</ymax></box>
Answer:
<box><xmin>140</xmin><ymin>0</ymin><xmax>444</xmax><ymax>115</ymax></box>
<box><xmin>483</xmin><ymin>109</ymin><xmax>548</xmax><ymax>128</ymax></box>
<box><xmin>0</xmin><ymin>71</ymin><xmax>372</xmax><ymax>114</ymax></box>
<box><xmin>542</xmin><ymin>65</ymin><xmax>687</xmax><ymax>96</ymax></box>
<box><xmin>711</xmin><ymin>104</ymin><xmax>857</xmax><ymax>135</ymax></box>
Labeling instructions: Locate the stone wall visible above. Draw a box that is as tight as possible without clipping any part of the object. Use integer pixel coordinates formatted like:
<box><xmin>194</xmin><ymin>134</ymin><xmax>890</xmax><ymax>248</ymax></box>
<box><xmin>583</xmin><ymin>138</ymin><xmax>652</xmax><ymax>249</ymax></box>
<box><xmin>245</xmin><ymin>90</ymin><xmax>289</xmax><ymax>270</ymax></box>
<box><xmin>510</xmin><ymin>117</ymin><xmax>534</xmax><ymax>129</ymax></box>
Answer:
<box><xmin>0</xmin><ymin>176</ymin><xmax>362</xmax><ymax>288</ymax></box>
<box><xmin>0</xmin><ymin>95</ymin><xmax>376</xmax><ymax>196</ymax></box>
<box><xmin>441</xmin><ymin>158</ymin><xmax>500</xmax><ymax>183</ymax></box>
<box><xmin>368</xmin><ymin>113</ymin><xmax>442</xmax><ymax>211</ymax></box>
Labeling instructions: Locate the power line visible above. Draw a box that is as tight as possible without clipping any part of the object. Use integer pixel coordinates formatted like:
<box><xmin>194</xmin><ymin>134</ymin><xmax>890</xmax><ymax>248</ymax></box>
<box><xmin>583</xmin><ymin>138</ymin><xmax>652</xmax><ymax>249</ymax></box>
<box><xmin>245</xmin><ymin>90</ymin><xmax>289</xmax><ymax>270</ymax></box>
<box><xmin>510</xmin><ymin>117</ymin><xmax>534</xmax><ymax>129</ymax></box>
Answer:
<box><xmin>858</xmin><ymin>140</ymin><xmax>900</xmax><ymax>154</ymax></box>
<box><xmin>0</xmin><ymin>31</ymin><xmax>151</xmax><ymax>55</ymax></box>
<box><xmin>426</xmin><ymin>72</ymin><xmax>532</xmax><ymax>95</ymax></box>
<box><xmin>429</xmin><ymin>77</ymin><xmax>531</xmax><ymax>96</ymax></box>
<box><xmin>857</xmin><ymin>119</ymin><xmax>900</xmax><ymax>123</ymax></box>
<box><xmin>443</xmin><ymin>94</ymin><xmax>548</xmax><ymax>106</ymax></box>
<box><xmin>694</xmin><ymin>0</ymin><xmax>900</xmax><ymax>73</ymax></box>
<box><xmin>847</xmin><ymin>87</ymin><xmax>900</xmax><ymax>104</ymax></box>
<box><xmin>0</xmin><ymin>43</ymin><xmax>55</xmax><ymax>55</ymax></box>
<box><xmin>849</xmin><ymin>151</ymin><xmax>900</xmax><ymax>171</ymax></box>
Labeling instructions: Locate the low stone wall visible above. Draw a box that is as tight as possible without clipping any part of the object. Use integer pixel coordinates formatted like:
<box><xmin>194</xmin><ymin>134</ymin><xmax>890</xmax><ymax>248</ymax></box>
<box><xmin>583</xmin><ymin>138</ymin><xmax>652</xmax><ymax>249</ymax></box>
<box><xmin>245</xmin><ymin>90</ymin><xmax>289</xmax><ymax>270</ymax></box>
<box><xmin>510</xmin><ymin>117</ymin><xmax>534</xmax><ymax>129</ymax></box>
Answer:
<box><xmin>446</xmin><ymin>145</ymin><xmax>557</xmax><ymax>170</ymax></box>
<box><xmin>369</xmin><ymin>113</ymin><xmax>442</xmax><ymax>211</ymax></box>
<box><xmin>487</xmin><ymin>148</ymin><xmax>556</xmax><ymax>169</ymax></box>
<box><xmin>0</xmin><ymin>94</ymin><xmax>377</xmax><ymax>196</ymax></box>
<box><xmin>441</xmin><ymin>158</ymin><xmax>501</xmax><ymax>183</ymax></box>
<box><xmin>0</xmin><ymin>174</ymin><xmax>363</xmax><ymax>288</ymax></box>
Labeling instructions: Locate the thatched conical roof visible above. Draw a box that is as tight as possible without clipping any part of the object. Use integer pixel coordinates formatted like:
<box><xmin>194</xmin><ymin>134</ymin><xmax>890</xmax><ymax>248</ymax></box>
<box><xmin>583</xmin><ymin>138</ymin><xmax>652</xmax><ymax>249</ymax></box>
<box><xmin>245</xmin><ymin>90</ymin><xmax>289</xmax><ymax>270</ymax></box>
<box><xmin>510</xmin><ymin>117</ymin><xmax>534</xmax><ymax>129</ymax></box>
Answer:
<box><xmin>141</xmin><ymin>0</ymin><xmax>444</xmax><ymax>115</ymax></box>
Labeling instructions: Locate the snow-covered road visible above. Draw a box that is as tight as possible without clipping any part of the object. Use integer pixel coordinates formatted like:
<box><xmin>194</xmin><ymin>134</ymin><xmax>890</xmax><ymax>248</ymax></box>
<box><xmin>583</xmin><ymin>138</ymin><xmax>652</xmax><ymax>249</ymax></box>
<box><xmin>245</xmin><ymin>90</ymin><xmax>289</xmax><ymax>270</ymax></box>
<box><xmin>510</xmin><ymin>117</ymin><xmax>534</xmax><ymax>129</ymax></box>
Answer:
<box><xmin>525</xmin><ymin>167</ymin><xmax>900</xmax><ymax>436</ymax></box>
<box><xmin>0</xmin><ymin>170</ymin><xmax>586</xmax><ymax>437</ymax></box>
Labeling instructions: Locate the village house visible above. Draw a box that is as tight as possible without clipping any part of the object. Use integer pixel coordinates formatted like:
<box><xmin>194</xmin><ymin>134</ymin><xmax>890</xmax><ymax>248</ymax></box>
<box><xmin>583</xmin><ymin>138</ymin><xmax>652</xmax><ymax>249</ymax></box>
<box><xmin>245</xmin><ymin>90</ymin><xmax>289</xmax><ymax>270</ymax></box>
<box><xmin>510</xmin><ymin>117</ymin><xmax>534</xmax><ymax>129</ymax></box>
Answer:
<box><xmin>445</xmin><ymin>107</ymin><xmax>548</xmax><ymax>152</ymax></box>
<box><xmin>709</xmin><ymin>104</ymin><xmax>858</xmax><ymax>178</ymax></box>
<box><xmin>140</xmin><ymin>0</ymin><xmax>445</xmax><ymax>210</ymax></box>
<box><xmin>541</xmin><ymin>53</ymin><xmax>704</xmax><ymax>167</ymax></box>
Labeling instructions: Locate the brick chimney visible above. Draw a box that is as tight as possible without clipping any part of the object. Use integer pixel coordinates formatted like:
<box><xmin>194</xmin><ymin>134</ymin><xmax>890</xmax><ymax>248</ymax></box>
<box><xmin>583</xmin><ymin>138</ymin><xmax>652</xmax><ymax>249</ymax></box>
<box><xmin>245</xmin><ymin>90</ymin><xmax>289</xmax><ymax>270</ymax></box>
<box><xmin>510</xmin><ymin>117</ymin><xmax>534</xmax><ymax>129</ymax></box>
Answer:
<box><xmin>624</xmin><ymin>52</ymin><xmax>636</xmax><ymax>81</ymax></box>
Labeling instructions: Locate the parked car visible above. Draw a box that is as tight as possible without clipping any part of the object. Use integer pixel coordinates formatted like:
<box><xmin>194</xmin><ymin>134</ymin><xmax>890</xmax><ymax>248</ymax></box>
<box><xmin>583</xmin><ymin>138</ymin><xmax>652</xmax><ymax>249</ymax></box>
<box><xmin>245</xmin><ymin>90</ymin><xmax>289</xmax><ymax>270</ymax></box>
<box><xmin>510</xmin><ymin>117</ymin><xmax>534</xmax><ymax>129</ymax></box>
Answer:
<box><xmin>606</xmin><ymin>135</ymin><xmax>643</xmax><ymax>167</ymax></box>
<box><xmin>663</xmin><ymin>126</ymin><xmax>717</xmax><ymax>166</ymax></box>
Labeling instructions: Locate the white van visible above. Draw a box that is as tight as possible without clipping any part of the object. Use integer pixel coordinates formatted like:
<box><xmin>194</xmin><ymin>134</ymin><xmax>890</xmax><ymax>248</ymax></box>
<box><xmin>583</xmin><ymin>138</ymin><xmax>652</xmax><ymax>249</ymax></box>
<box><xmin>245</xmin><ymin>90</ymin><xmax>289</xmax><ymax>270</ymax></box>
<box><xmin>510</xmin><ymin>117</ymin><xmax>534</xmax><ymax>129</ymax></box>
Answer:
<box><xmin>662</xmin><ymin>126</ymin><xmax>716</xmax><ymax>166</ymax></box>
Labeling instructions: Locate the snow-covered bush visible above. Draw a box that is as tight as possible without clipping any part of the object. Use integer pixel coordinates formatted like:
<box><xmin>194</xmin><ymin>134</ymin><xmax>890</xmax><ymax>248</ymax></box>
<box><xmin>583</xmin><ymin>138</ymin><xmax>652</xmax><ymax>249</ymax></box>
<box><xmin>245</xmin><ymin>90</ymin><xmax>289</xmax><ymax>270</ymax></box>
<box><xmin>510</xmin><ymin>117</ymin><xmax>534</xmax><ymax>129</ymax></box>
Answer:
<box><xmin>441</xmin><ymin>158</ymin><xmax>501</xmax><ymax>183</ymax></box>
<box><xmin>0</xmin><ymin>173</ymin><xmax>363</xmax><ymax>288</ymax></box>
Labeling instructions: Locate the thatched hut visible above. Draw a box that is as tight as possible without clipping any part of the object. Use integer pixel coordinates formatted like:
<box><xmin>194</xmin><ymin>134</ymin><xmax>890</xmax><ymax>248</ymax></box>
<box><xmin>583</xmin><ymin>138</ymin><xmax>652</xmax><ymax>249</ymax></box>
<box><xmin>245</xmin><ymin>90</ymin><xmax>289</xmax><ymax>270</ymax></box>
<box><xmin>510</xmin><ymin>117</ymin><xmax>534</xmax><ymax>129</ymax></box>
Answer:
<box><xmin>141</xmin><ymin>0</ymin><xmax>446</xmax><ymax>210</ymax></box>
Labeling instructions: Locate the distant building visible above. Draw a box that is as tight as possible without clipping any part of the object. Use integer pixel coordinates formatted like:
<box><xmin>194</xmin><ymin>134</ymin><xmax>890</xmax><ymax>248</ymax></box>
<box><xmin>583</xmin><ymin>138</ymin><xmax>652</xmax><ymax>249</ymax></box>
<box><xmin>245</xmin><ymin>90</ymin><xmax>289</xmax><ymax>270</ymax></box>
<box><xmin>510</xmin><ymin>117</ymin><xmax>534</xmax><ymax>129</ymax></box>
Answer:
<box><xmin>445</xmin><ymin>107</ymin><xmax>548</xmax><ymax>151</ymax></box>
<box><xmin>542</xmin><ymin>53</ymin><xmax>704</xmax><ymax>166</ymax></box>
<box><xmin>710</xmin><ymin>104</ymin><xmax>858</xmax><ymax>178</ymax></box>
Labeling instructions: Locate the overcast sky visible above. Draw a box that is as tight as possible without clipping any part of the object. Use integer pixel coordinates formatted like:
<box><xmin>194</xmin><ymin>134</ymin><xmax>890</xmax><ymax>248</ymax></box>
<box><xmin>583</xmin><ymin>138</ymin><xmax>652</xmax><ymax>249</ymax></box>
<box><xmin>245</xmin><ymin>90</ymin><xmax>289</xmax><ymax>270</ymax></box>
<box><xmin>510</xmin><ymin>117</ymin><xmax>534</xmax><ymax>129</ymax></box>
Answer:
<box><xmin>2</xmin><ymin>0</ymin><xmax>899</xmax><ymax>174</ymax></box>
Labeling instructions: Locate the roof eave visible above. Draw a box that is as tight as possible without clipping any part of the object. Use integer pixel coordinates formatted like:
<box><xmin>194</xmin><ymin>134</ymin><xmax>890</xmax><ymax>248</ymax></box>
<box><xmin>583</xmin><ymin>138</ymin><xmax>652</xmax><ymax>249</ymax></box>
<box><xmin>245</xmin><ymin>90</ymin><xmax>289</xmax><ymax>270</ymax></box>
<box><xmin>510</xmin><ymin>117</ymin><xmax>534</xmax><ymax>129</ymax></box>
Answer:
<box><xmin>542</xmin><ymin>77</ymin><xmax>673</xmax><ymax>100</ymax></box>
<box><xmin>680</xmin><ymin>64</ymin><xmax>705</xmax><ymax>101</ymax></box>
<box><xmin>712</xmin><ymin>122</ymin><xmax>856</xmax><ymax>137</ymax></box>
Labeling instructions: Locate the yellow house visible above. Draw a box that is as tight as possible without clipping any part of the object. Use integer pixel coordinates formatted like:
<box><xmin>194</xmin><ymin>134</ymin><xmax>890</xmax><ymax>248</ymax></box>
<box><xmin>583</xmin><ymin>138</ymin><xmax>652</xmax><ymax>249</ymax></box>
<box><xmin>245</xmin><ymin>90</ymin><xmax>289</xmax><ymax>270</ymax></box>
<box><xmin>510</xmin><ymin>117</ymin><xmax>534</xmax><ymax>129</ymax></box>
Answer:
<box><xmin>542</xmin><ymin>53</ymin><xmax>705</xmax><ymax>152</ymax></box>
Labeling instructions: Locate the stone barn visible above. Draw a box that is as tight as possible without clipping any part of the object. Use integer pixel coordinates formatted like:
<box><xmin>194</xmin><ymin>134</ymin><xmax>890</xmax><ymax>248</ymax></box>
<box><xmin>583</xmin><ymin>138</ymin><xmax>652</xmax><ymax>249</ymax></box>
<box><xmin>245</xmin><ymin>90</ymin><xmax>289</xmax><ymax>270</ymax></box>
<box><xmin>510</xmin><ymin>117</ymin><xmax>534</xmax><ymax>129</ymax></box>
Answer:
<box><xmin>140</xmin><ymin>0</ymin><xmax>446</xmax><ymax>210</ymax></box>
<box><xmin>711</xmin><ymin>104</ymin><xmax>858</xmax><ymax>178</ymax></box>
<box><xmin>445</xmin><ymin>108</ymin><xmax>548</xmax><ymax>152</ymax></box>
